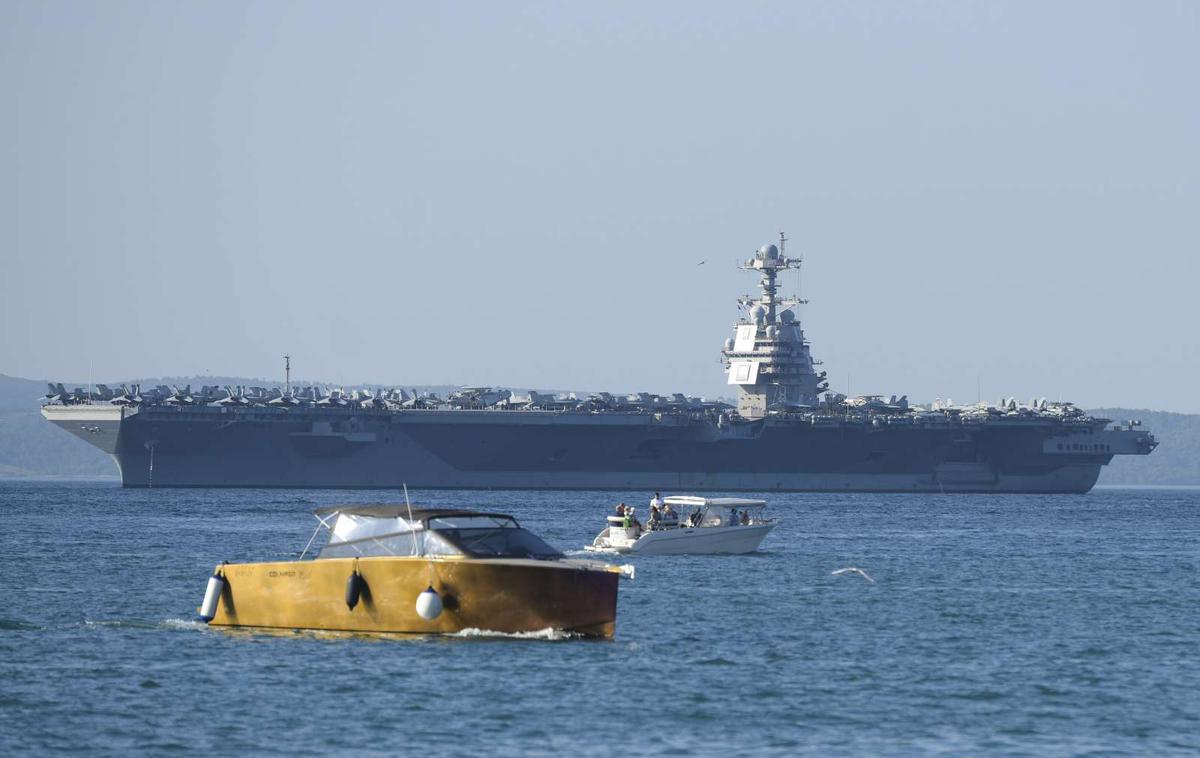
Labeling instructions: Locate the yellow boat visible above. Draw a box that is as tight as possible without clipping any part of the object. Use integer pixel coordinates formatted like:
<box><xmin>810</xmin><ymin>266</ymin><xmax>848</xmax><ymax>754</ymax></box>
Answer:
<box><xmin>198</xmin><ymin>505</ymin><xmax>633</xmax><ymax>638</ymax></box>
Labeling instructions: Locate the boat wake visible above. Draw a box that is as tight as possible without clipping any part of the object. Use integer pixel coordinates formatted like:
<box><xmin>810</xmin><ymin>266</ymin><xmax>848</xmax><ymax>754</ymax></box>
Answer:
<box><xmin>79</xmin><ymin>617</ymin><xmax>211</xmax><ymax>632</ymax></box>
<box><xmin>83</xmin><ymin>618</ymin><xmax>161</xmax><ymax>629</ymax></box>
<box><xmin>144</xmin><ymin>620</ymin><xmax>578</xmax><ymax>642</ymax></box>
<box><xmin>567</xmin><ymin>548</ymin><xmax>623</xmax><ymax>558</ymax></box>
<box><xmin>450</xmin><ymin>627</ymin><xmax>578</xmax><ymax>641</ymax></box>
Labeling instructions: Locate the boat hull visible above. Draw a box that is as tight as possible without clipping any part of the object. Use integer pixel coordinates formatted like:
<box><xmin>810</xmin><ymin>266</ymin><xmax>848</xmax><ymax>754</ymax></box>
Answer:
<box><xmin>591</xmin><ymin>523</ymin><xmax>775</xmax><ymax>555</ymax></box>
<box><xmin>205</xmin><ymin>556</ymin><xmax>621</xmax><ymax>637</ymax></box>
<box><xmin>43</xmin><ymin>405</ymin><xmax>1154</xmax><ymax>493</ymax></box>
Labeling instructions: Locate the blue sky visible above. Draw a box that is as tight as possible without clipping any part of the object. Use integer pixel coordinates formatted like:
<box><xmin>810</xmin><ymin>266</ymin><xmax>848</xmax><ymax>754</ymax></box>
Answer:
<box><xmin>3</xmin><ymin>2</ymin><xmax>1197</xmax><ymax>410</ymax></box>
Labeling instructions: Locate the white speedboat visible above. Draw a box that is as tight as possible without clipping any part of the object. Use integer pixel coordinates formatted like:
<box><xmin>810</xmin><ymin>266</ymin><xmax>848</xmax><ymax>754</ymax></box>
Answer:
<box><xmin>585</xmin><ymin>496</ymin><xmax>775</xmax><ymax>555</ymax></box>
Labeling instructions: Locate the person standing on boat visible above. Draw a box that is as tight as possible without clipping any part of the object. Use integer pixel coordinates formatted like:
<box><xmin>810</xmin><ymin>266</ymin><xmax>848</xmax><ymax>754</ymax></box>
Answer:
<box><xmin>650</xmin><ymin>492</ymin><xmax>663</xmax><ymax>510</ymax></box>
<box><xmin>728</xmin><ymin>508</ymin><xmax>738</xmax><ymax>527</ymax></box>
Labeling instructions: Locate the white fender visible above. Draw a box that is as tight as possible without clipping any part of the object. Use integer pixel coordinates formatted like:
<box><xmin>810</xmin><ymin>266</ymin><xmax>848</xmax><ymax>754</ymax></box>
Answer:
<box><xmin>415</xmin><ymin>586</ymin><xmax>443</xmax><ymax>620</ymax></box>
<box><xmin>199</xmin><ymin>573</ymin><xmax>225</xmax><ymax>622</ymax></box>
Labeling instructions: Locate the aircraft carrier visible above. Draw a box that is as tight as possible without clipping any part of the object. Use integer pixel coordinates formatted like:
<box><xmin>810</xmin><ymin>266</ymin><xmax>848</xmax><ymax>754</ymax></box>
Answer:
<box><xmin>42</xmin><ymin>235</ymin><xmax>1157</xmax><ymax>492</ymax></box>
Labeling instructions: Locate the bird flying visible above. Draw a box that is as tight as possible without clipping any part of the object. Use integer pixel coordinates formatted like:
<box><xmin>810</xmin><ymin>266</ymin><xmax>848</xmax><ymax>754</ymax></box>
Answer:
<box><xmin>832</xmin><ymin>567</ymin><xmax>875</xmax><ymax>583</ymax></box>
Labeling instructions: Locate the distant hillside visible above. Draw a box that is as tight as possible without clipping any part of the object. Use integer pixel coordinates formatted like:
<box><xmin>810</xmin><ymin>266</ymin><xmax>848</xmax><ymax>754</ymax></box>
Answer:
<box><xmin>1</xmin><ymin>373</ymin><xmax>1194</xmax><ymax>485</ymax></box>
<box><xmin>0</xmin><ymin>374</ymin><xmax>118</xmax><ymax>477</ymax></box>
<box><xmin>1089</xmin><ymin>408</ymin><xmax>1199</xmax><ymax>486</ymax></box>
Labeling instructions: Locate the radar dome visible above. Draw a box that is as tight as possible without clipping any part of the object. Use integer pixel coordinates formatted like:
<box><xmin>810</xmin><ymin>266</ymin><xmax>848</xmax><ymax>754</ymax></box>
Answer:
<box><xmin>758</xmin><ymin>244</ymin><xmax>779</xmax><ymax>260</ymax></box>
<box><xmin>779</xmin><ymin>309</ymin><xmax>795</xmax><ymax>323</ymax></box>
<box><xmin>751</xmin><ymin>305</ymin><xmax>766</xmax><ymax>323</ymax></box>
<box><xmin>723</xmin><ymin>338</ymin><xmax>735</xmax><ymax>351</ymax></box>
<box><xmin>766</xmin><ymin>326</ymin><xmax>778</xmax><ymax>339</ymax></box>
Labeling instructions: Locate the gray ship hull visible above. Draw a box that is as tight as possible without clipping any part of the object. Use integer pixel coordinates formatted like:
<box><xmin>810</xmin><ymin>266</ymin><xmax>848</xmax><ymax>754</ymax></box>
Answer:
<box><xmin>45</xmin><ymin>405</ymin><xmax>1148</xmax><ymax>493</ymax></box>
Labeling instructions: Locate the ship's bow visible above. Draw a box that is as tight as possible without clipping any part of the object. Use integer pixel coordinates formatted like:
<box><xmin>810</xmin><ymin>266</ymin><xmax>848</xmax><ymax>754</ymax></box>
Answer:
<box><xmin>41</xmin><ymin>404</ymin><xmax>125</xmax><ymax>456</ymax></box>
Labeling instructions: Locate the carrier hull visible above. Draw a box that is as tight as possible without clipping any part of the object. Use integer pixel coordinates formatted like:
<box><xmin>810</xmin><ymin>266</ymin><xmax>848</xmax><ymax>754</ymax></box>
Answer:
<box><xmin>44</xmin><ymin>404</ymin><xmax>1146</xmax><ymax>493</ymax></box>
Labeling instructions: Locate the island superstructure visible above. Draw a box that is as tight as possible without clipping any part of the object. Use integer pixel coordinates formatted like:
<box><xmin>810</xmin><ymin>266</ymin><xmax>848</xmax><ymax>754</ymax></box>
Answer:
<box><xmin>42</xmin><ymin>235</ymin><xmax>1157</xmax><ymax>492</ymax></box>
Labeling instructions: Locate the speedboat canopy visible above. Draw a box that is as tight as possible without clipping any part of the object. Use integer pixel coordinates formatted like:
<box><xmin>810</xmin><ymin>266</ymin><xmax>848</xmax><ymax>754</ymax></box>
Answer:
<box><xmin>304</xmin><ymin>504</ymin><xmax>562</xmax><ymax>561</ymax></box>
<box><xmin>661</xmin><ymin>496</ymin><xmax>767</xmax><ymax>508</ymax></box>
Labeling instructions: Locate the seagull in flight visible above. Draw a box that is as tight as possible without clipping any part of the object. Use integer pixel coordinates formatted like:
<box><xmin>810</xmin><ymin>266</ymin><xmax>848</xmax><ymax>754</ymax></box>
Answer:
<box><xmin>697</xmin><ymin>260</ymin><xmax>706</xmax><ymax>266</ymax></box>
<box><xmin>832</xmin><ymin>567</ymin><xmax>875</xmax><ymax>583</ymax></box>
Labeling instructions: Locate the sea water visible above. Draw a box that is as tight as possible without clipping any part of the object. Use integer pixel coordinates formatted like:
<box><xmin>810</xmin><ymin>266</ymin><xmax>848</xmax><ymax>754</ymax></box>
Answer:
<box><xmin>0</xmin><ymin>482</ymin><xmax>1196</xmax><ymax>756</ymax></box>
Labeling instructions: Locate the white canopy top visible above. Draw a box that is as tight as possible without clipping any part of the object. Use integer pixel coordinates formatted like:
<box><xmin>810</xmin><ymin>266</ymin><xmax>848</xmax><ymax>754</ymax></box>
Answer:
<box><xmin>325</xmin><ymin>511</ymin><xmax>515</xmax><ymax>545</ymax></box>
<box><xmin>662</xmin><ymin>496</ymin><xmax>767</xmax><ymax>508</ymax></box>
<box><xmin>305</xmin><ymin>509</ymin><xmax>527</xmax><ymax>560</ymax></box>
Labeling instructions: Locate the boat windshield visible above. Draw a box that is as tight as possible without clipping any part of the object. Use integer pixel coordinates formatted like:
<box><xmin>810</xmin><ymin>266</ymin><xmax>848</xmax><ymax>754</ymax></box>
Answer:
<box><xmin>431</xmin><ymin>524</ymin><xmax>563</xmax><ymax>559</ymax></box>
<box><xmin>315</xmin><ymin>513</ymin><xmax>564</xmax><ymax>560</ymax></box>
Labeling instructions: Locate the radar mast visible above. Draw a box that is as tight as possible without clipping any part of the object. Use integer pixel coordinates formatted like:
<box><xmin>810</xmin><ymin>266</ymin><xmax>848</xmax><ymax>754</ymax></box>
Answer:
<box><xmin>723</xmin><ymin>233</ymin><xmax>827</xmax><ymax>418</ymax></box>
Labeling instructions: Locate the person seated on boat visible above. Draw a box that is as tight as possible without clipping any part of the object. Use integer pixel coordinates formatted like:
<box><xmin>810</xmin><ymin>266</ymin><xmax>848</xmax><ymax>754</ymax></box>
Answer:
<box><xmin>648</xmin><ymin>503</ymin><xmax>661</xmax><ymax>530</ymax></box>
<box><xmin>688</xmin><ymin>508</ymin><xmax>702</xmax><ymax>527</ymax></box>
<box><xmin>661</xmin><ymin>501</ymin><xmax>677</xmax><ymax>525</ymax></box>
<box><xmin>727</xmin><ymin>508</ymin><xmax>738</xmax><ymax>526</ymax></box>
<box><xmin>624</xmin><ymin>506</ymin><xmax>643</xmax><ymax>534</ymax></box>
<box><xmin>740</xmin><ymin>509</ymin><xmax>750</xmax><ymax>526</ymax></box>
<box><xmin>615</xmin><ymin>502</ymin><xmax>626</xmax><ymax>519</ymax></box>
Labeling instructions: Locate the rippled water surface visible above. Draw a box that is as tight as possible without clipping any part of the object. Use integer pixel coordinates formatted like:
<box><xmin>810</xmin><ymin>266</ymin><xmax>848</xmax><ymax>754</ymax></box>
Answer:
<box><xmin>1</xmin><ymin>482</ymin><xmax>1197</xmax><ymax>756</ymax></box>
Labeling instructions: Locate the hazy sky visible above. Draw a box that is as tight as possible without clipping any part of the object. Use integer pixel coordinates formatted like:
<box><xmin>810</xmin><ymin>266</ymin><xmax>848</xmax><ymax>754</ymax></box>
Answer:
<box><xmin>3</xmin><ymin>2</ymin><xmax>1198</xmax><ymax>411</ymax></box>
